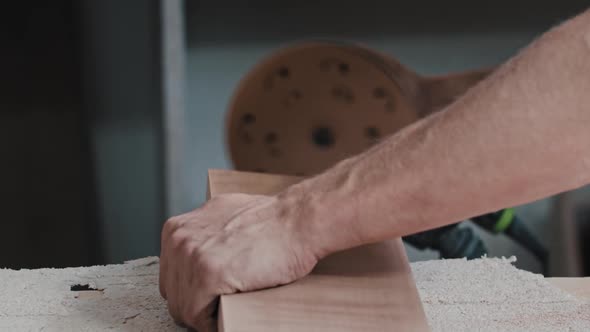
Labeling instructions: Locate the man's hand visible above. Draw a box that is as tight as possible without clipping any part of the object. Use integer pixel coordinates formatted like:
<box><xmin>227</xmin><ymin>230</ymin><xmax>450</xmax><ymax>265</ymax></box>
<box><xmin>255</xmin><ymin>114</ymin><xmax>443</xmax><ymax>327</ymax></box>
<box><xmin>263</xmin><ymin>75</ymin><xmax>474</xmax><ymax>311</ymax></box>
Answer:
<box><xmin>159</xmin><ymin>193</ymin><xmax>318</xmax><ymax>331</ymax></box>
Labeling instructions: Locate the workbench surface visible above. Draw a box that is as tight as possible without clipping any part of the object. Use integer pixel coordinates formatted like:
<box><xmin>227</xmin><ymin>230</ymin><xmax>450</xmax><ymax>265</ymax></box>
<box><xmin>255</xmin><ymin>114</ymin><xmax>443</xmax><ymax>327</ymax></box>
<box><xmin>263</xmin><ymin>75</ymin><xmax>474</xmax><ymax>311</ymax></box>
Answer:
<box><xmin>1</xmin><ymin>257</ymin><xmax>589</xmax><ymax>331</ymax></box>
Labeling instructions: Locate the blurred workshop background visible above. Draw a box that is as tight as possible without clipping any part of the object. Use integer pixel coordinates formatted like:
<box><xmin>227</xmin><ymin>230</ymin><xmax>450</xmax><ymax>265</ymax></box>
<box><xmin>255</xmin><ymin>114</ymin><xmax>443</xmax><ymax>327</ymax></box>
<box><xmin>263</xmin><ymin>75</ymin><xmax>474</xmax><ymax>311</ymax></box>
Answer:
<box><xmin>2</xmin><ymin>1</ymin><xmax>590</xmax><ymax>277</ymax></box>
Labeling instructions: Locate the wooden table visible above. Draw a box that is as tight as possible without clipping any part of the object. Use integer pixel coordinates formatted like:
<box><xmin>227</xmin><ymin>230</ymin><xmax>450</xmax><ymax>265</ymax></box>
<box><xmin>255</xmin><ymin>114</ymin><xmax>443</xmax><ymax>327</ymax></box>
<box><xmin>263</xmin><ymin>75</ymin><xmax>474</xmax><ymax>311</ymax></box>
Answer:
<box><xmin>0</xmin><ymin>257</ymin><xmax>588</xmax><ymax>331</ymax></box>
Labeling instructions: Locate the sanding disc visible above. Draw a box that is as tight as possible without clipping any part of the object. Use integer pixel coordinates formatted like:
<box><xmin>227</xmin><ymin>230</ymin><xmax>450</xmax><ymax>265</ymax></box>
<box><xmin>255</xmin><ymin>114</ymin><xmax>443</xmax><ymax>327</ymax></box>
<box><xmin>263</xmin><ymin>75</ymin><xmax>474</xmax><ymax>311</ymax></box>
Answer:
<box><xmin>226</xmin><ymin>42</ymin><xmax>421</xmax><ymax>176</ymax></box>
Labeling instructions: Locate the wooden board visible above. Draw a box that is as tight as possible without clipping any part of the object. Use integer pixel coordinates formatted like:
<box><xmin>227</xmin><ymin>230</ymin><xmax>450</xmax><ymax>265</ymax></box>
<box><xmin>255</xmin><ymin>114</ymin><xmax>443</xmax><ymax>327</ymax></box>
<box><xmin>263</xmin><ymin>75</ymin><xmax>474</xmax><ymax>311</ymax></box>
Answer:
<box><xmin>549</xmin><ymin>277</ymin><xmax>590</xmax><ymax>299</ymax></box>
<box><xmin>207</xmin><ymin>169</ymin><xmax>429</xmax><ymax>331</ymax></box>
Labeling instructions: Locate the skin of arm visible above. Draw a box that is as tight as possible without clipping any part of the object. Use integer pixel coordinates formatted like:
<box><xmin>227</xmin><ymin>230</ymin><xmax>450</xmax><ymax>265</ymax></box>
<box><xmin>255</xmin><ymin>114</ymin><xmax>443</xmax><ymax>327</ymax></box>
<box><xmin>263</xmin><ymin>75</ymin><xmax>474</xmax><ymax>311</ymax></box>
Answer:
<box><xmin>290</xmin><ymin>9</ymin><xmax>590</xmax><ymax>257</ymax></box>
<box><xmin>159</xmin><ymin>9</ymin><xmax>590</xmax><ymax>331</ymax></box>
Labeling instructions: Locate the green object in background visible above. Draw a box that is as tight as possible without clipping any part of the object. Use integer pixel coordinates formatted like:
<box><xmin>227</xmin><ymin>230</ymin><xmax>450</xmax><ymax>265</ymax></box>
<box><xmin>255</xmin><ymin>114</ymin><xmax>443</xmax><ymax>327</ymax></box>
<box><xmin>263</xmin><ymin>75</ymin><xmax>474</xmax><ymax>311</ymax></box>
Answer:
<box><xmin>494</xmin><ymin>208</ymin><xmax>515</xmax><ymax>233</ymax></box>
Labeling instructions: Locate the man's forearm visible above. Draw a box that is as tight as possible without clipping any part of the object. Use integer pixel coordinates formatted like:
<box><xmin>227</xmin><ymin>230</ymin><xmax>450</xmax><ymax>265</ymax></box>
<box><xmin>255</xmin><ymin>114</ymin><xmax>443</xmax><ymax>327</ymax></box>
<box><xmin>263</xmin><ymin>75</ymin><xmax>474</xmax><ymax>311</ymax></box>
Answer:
<box><xmin>280</xmin><ymin>10</ymin><xmax>590</xmax><ymax>258</ymax></box>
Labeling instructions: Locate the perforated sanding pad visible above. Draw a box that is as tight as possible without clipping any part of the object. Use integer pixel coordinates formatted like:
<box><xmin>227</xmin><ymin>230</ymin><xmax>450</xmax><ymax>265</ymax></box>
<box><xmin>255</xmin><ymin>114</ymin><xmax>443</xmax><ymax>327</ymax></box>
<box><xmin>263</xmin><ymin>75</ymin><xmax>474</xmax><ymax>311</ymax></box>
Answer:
<box><xmin>226</xmin><ymin>42</ymin><xmax>419</xmax><ymax>176</ymax></box>
<box><xmin>226</xmin><ymin>42</ymin><xmax>489</xmax><ymax>176</ymax></box>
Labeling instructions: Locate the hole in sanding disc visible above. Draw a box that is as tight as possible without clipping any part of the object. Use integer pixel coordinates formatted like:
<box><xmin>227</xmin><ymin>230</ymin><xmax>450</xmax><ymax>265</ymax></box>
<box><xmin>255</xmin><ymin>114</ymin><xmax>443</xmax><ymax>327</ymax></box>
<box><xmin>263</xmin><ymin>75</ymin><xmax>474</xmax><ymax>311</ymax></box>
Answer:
<box><xmin>312</xmin><ymin>126</ymin><xmax>335</xmax><ymax>149</ymax></box>
<box><xmin>338</xmin><ymin>63</ymin><xmax>350</xmax><ymax>74</ymax></box>
<box><xmin>373</xmin><ymin>87</ymin><xmax>386</xmax><ymax>99</ymax></box>
<box><xmin>365</xmin><ymin>126</ymin><xmax>381</xmax><ymax>140</ymax></box>
<box><xmin>278</xmin><ymin>66</ymin><xmax>290</xmax><ymax>78</ymax></box>
<box><xmin>291</xmin><ymin>89</ymin><xmax>302</xmax><ymax>100</ymax></box>
<box><xmin>331</xmin><ymin>86</ymin><xmax>355</xmax><ymax>104</ymax></box>
<box><xmin>265</xmin><ymin>132</ymin><xmax>278</xmax><ymax>144</ymax></box>
<box><xmin>242</xmin><ymin>113</ymin><xmax>256</xmax><ymax>124</ymax></box>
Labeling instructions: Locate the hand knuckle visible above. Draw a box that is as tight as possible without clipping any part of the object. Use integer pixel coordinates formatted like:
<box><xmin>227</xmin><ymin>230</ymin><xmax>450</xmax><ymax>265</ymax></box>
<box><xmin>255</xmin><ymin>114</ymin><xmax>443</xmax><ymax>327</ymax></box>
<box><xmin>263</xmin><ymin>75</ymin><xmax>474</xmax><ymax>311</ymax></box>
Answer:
<box><xmin>162</xmin><ymin>217</ymin><xmax>180</xmax><ymax>238</ymax></box>
<box><xmin>166</xmin><ymin>216</ymin><xmax>183</xmax><ymax>229</ymax></box>
<box><xmin>170</xmin><ymin>229</ymin><xmax>189</xmax><ymax>250</ymax></box>
<box><xmin>182</xmin><ymin>241</ymin><xmax>199</xmax><ymax>259</ymax></box>
<box><xmin>199</xmin><ymin>256</ymin><xmax>222</xmax><ymax>277</ymax></box>
<box><xmin>206</xmin><ymin>195</ymin><xmax>225</xmax><ymax>207</ymax></box>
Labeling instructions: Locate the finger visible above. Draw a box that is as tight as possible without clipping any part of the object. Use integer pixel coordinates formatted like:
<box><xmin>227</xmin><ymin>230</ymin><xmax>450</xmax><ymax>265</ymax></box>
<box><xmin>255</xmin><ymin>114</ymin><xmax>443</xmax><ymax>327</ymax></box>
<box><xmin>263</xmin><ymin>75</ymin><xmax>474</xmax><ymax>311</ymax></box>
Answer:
<box><xmin>193</xmin><ymin>313</ymin><xmax>217</xmax><ymax>332</ymax></box>
<box><xmin>167</xmin><ymin>266</ymin><xmax>183</xmax><ymax>324</ymax></box>
<box><xmin>159</xmin><ymin>227</ymin><xmax>175</xmax><ymax>299</ymax></box>
<box><xmin>158</xmin><ymin>252</ymin><xmax>168</xmax><ymax>299</ymax></box>
<box><xmin>160</xmin><ymin>218</ymin><xmax>179</xmax><ymax>299</ymax></box>
<box><xmin>169</xmin><ymin>228</ymin><xmax>198</xmax><ymax>324</ymax></box>
<box><xmin>159</xmin><ymin>224</ymin><xmax>173</xmax><ymax>299</ymax></box>
<box><xmin>182</xmin><ymin>256</ymin><xmax>220</xmax><ymax>332</ymax></box>
<box><xmin>160</xmin><ymin>214</ymin><xmax>193</xmax><ymax>299</ymax></box>
<box><xmin>186</xmin><ymin>296</ymin><xmax>219</xmax><ymax>332</ymax></box>
<box><xmin>177</xmin><ymin>242</ymin><xmax>197</xmax><ymax>325</ymax></box>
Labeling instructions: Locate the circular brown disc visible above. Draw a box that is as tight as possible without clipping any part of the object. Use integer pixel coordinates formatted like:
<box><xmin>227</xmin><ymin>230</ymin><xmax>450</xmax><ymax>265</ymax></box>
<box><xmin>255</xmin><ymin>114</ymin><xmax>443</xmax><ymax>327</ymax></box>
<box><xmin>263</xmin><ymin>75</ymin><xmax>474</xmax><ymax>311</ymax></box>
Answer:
<box><xmin>226</xmin><ymin>42</ymin><xmax>421</xmax><ymax>176</ymax></box>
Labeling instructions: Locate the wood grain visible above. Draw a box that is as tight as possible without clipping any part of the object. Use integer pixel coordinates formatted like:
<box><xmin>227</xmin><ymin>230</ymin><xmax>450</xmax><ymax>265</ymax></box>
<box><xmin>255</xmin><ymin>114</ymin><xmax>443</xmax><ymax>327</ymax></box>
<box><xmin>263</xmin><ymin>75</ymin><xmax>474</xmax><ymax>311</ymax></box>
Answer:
<box><xmin>208</xmin><ymin>169</ymin><xmax>429</xmax><ymax>332</ymax></box>
<box><xmin>548</xmin><ymin>277</ymin><xmax>590</xmax><ymax>299</ymax></box>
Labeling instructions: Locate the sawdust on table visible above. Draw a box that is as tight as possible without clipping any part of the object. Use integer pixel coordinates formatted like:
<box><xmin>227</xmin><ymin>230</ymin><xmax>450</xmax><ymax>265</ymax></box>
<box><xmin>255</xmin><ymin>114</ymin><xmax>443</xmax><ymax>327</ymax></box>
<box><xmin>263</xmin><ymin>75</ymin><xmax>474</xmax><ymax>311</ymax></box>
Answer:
<box><xmin>1</xmin><ymin>256</ymin><xmax>588</xmax><ymax>331</ymax></box>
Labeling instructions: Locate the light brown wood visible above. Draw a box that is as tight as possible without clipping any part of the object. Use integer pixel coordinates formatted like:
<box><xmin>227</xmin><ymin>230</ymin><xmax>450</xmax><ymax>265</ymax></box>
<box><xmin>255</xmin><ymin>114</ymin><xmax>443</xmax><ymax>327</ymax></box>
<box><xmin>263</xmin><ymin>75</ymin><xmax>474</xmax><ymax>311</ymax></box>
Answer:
<box><xmin>208</xmin><ymin>169</ymin><xmax>429</xmax><ymax>332</ymax></box>
<box><xmin>548</xmin><ymin>277</ymin><xmax>590</xmax><ymax>299</ymax></box>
